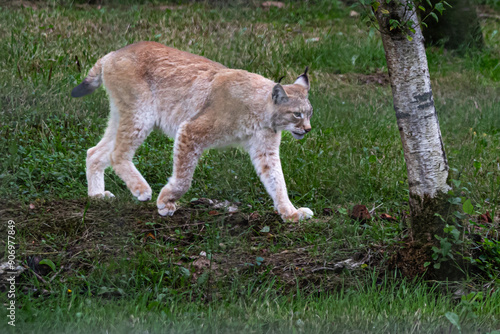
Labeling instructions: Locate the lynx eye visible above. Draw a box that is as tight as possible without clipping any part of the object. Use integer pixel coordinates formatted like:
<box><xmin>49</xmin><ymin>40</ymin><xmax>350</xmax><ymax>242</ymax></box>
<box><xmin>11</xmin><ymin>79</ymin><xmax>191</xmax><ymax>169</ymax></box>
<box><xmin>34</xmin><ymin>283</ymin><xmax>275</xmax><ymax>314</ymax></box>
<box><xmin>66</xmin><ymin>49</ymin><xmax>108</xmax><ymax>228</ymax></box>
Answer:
<box><xmin>292</xmin><ymin>112</ymin><xmax>303</xmax><ymax>119</ymax></box>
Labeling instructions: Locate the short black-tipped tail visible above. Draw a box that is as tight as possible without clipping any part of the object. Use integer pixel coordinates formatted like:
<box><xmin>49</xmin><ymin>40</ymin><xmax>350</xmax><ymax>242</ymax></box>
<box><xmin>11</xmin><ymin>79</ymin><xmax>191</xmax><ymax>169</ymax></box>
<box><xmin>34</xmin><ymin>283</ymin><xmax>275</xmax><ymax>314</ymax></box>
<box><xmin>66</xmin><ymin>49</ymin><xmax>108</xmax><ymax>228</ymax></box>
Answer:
<box><xmin>71</xmin><ymin>80</ymin><xmax>97</xmax><ymax>98</ymax></box>
<box><xmin>71</xmin><ymin>56</ymin><xmax>104</xmax><ymax>98</ymax></box>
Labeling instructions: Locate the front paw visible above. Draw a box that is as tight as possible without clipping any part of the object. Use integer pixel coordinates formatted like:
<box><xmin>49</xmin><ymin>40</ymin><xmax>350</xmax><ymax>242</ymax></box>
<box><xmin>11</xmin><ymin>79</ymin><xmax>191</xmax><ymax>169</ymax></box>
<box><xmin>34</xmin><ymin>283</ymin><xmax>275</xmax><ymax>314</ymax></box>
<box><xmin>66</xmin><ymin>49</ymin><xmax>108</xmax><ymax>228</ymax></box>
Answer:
<box><xmin>296</xmin><ymin>207</ymin><xmax>314</xmax><ymax>220</ymax></box>
<box><xmin>282</xmin><ymin>207</ymin><xmax>314</xmax><ymax>222</ymax></box>
<box><xmin>157</xmin><ymin>199</ymin><xmax>176</xmax><ymax>216</ymax></box>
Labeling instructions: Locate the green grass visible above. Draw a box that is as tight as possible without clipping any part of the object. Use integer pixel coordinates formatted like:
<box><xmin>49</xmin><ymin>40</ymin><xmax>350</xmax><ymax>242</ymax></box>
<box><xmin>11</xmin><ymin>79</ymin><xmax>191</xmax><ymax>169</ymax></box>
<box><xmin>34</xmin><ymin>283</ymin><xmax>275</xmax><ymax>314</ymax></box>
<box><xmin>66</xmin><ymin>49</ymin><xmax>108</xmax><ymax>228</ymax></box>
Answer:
<box><xmin>1</xmin><ymin>1</ymin><xmax>500</xmax><ymax>333</ymax></box>
<box><xmin>3</xmin><ymin>273</ymin><xmax>500</xmax><ymax>333</ymax></box>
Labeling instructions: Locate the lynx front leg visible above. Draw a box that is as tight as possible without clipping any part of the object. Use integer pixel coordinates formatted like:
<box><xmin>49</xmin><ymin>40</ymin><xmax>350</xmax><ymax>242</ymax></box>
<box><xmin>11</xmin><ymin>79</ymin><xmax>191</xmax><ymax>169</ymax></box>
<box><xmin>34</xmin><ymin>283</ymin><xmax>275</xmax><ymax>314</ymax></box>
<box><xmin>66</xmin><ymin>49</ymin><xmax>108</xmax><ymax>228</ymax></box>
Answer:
<box><xmin>157</xmin><ymin>124</ymin><xmax>204</xmax><ymax>216</ymax></box>
<box><xmin>247</xmin><ymin>133</ymin><xmax>313</xmax><ymax>222</ymax></box>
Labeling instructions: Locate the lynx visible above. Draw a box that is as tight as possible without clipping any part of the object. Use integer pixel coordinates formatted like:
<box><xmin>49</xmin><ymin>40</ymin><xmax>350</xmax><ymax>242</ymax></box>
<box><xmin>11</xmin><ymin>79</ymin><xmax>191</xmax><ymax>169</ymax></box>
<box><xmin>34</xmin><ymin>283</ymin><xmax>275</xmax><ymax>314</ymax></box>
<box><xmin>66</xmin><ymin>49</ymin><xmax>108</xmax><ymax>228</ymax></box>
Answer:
<box><xmin>72</xmin><ymin>42</ymin><xmax>314</xmax><ymax>222</ymax></box>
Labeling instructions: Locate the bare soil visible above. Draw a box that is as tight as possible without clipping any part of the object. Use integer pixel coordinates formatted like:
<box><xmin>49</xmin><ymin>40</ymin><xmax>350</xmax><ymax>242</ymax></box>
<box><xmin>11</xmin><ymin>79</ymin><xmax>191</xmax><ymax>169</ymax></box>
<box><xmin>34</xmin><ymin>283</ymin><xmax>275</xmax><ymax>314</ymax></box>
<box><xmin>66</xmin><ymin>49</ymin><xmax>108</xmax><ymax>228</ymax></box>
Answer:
<box><xmin>0</xmin><ymin>198</ymin><xmax>457</xmax><ymax>296</ymax></box>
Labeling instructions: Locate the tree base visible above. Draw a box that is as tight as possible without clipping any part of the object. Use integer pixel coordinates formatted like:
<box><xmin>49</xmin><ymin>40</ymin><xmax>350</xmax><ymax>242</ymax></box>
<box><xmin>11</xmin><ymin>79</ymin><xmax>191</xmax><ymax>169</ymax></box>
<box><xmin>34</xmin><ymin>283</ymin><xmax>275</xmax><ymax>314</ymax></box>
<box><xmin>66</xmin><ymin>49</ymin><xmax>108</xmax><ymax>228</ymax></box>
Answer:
<box><xmin>388</xmin><ymin>239</ymin><xmax>433</xmax><ymax>278</ymax></box>
<box><xmin>388</xmin><ymin>238</ymin><xmax>466</xmax><ymax>281</ymax></box>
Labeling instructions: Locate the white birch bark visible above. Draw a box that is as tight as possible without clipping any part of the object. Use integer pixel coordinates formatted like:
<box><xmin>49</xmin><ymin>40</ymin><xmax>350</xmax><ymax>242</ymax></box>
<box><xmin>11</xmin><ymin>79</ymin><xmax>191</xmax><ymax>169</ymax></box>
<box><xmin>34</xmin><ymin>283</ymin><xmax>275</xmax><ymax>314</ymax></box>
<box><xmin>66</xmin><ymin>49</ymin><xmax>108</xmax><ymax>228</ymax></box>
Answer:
<box><xmin>375</xmin><ymin>1</ymin><xmax>451</xmax><ymax>220</ymax></box>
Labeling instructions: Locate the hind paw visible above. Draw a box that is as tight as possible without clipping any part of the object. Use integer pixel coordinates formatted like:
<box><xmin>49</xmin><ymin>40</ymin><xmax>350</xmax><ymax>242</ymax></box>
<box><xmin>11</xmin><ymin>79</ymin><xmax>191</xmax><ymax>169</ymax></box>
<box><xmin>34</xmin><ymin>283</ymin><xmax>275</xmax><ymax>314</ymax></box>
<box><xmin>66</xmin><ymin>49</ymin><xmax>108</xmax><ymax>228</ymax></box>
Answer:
<box><xmin>89</xmin><ymin>191</ymin><xmax>115</xmax><ymax>199</ymax></box>
<box><xmin>157</xmin><ymin>201</ymin><xmax>176</xmax><ymax>216</ymax></box>
<box><xmin>296</xmin><ymin>207</ymin><xmax>314</xmax><ymax>221</ymax></box>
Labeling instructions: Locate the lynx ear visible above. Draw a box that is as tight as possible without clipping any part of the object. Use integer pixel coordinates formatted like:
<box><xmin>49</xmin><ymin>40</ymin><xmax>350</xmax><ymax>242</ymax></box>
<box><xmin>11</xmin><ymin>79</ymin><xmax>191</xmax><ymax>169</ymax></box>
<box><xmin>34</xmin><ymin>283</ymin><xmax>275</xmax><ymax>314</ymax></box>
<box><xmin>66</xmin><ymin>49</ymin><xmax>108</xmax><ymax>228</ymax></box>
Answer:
<box><xmin>294</xmin><ymin>66</ymin><xmax>310</xmax><ymax>90</ymax></box>
<box><xmin>272</xmin><ymin>83</ymin><xmax>289</xmax><ymax>104</ymax></box>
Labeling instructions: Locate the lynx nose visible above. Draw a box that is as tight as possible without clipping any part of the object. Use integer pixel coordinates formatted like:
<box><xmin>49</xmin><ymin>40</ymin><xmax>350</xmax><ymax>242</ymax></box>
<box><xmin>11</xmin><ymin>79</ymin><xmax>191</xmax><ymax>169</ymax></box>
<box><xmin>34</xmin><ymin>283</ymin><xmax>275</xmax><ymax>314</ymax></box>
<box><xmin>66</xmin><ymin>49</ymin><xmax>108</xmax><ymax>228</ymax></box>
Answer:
<box><xmin>304</xmin><ymin>126</ymin><xmax>311</xmax><ymax>133</ymax></box>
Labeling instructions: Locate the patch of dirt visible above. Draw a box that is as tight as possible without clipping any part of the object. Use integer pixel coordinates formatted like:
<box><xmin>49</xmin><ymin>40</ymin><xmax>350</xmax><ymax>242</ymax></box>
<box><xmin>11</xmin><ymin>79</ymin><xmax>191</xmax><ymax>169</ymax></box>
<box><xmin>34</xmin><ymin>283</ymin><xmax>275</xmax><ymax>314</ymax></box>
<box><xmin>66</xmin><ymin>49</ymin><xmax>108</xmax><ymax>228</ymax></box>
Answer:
<box><xmin>264</xmin><ymin>248</ymin><xmax>371</xmax><ymax>292</ymax></box>
<box><xmin>314</xmin><ymin>70</ymin><xmax>390</xmax><ymax>90</ymax></box>
<box><xmin>354</xmin><ymin>72</ymin><xmax>390</xmax><ymax>86</ymax></box>
<box><xmin>5</xmin><ymin>1</ymin><xmax>40</xmax><ymax>10</ymax></box>
<box><xmin>0</xmin><ymin>199</ymin><xmax>380</xmax><ymax>296</ymax></box>
<box><xmin>387</xmin><ymin>239</ymin><xmax>432</xmax><ymax>278</ymax></box>
<box><xmin>1</xmin><ymin>198</ymin><xmax>254</xmax><ymax>266</ymax></box>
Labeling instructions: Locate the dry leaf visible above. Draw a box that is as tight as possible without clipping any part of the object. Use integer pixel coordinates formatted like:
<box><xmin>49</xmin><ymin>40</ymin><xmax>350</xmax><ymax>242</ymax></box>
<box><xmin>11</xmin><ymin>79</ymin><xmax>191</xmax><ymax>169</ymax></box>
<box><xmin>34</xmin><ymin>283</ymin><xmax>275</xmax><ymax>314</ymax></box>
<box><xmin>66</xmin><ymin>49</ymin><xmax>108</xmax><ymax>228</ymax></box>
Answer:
<box><xmin>379</xmin><ymin>213</ymin><xmax>397</xmax><ymax>222</ymax></box>
<box><xmin>478</xmin><ymin>211</ymin><xmax>492</xmax><ymax>224</ymax></box>
<box><xmin>249</xmin><ymin>211</ymin><xmax>261</xmax><ymax>220</ymax></box>
<box><xmin>350</xmin><ymin>205</ymin><xmax>371</xmax><ymax>222</ymax></box>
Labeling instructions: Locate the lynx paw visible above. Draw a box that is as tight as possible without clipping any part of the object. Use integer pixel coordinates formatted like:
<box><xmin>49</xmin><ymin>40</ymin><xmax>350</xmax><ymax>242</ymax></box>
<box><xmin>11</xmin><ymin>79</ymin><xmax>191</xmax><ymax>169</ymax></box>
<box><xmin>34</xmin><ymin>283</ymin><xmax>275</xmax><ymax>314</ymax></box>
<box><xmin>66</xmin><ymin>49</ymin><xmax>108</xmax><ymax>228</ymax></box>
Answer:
<box><xmin>103</xmin><ymin>191</ymin><xmax>115</xmax><ymax>198</ymax></box>
<box><xmin>296</xmin><ymin>207</ymin><xmax>314</xmax><ymax>221</ymax></box>
<box><xmin>283</xmin><ymin>207</ymin><xmax>314</xmax><ymax>222</ymax></box>
<box><xmin>131</xmin><ymin>184</ymin><xmax>152</xmax><ymax>201</ymax></box>
<box><xmin>89</xmin><ymin>191</ymin><xmax>115</xmax><ymax>199</ymax></box>
<box><xmin>157</xmin><ymin>201</ymin><xmax>176</xmax><ymax>216</ymax></box>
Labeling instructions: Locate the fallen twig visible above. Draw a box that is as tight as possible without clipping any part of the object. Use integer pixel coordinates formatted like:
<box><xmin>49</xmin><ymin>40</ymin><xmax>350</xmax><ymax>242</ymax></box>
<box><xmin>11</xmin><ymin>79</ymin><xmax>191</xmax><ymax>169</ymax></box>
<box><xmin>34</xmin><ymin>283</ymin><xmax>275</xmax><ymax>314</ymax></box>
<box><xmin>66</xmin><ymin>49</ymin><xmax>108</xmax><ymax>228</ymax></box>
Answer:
<box><xmin>48</xmin><ymin>265</ymin><xmax>64</xmax><ymax>283</ymax></box>
<box><xmin>311</xmin><ymin>267</ymin><xmax>338</xmax><ymax>273</ymax></box>
<box><xmin>25</xmin><ymin>265</ymin><xmax>48</xmax><ymax>285</ymax></box>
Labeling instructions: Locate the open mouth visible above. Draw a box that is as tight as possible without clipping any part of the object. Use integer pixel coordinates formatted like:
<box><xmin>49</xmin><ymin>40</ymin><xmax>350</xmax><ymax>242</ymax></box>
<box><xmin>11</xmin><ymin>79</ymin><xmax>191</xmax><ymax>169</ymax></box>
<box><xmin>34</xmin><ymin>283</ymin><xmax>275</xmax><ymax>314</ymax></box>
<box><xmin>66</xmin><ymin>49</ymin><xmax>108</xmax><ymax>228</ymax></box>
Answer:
<box><xmin>291</xmin><ymin>131</ymin><xmax>305</xmax><ymax>140</ymax></box>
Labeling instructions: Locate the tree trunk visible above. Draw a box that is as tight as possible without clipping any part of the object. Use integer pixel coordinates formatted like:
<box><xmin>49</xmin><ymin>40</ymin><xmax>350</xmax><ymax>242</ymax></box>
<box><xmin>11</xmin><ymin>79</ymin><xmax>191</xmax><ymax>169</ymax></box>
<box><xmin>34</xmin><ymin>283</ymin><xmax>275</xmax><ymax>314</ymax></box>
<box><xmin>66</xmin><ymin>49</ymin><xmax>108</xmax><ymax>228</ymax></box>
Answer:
<box><xmin>375</xmin><ymin>1</ymin><xmax>461</xmax><ymax>279</ymax></box>
<box><xmin>422</xmin><ymin>0</ymin><xmax>484</xmax><ymax>51</ymax></box>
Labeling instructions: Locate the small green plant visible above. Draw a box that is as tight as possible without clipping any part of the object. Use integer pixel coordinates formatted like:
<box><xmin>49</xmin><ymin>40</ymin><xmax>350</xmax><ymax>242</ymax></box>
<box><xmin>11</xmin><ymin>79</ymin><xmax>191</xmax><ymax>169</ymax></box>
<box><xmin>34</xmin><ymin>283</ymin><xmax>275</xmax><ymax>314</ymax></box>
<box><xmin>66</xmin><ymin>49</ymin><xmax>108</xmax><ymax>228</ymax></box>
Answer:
<box><xmin>445</xmin><ymin>291</ymin><xmax>487</xmax><ymax>334</ymax></box>
<box><xmin>427</xmin><ymin>185</ymin><xmax>474</xmax><ymax>270</ymax></box>
<box><xmin>428</xmin><ymin>222</ymin><xmax>463</xmax><ymax>269</ymax></box>
<box><xmin>468</xmin><ymin>237</ymin><xmax>500</xmax><ymax>279</ymax></box>
<box><xmin>38</xmin><ymin>259</ymin><xmax>57</xmax><ymax>272</ymax></box>
<box><xmin>357</xmin><ymin>0</ymin><xmax>452</xmax><ymax>41</ymax></box>
<box><xmin>429</xmin><ymin>174</ymin><xmax>500</xmax><ymax>279</ymax></box>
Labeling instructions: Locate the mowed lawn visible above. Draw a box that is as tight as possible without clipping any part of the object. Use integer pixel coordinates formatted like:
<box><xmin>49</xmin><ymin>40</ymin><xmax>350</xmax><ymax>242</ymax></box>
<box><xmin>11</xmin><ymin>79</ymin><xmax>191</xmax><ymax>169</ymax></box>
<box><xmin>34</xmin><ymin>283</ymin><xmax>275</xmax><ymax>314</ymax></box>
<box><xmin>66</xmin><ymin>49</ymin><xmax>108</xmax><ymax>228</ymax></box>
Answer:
<box><xmin>0</xmin><ymin>1</ymin><xmax>500</xmax><ymax>333</ymax></box>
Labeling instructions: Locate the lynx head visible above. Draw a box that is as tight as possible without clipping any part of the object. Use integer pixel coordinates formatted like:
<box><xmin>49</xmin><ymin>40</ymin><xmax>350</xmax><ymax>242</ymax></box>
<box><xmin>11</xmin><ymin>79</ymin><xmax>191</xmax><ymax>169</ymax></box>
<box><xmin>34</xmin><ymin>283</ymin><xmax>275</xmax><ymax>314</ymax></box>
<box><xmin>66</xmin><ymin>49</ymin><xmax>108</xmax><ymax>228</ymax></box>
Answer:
<box><xmin>271</xmin><ymin>67</ymin><xmax>313</xmax><ymax>140</ymax></box>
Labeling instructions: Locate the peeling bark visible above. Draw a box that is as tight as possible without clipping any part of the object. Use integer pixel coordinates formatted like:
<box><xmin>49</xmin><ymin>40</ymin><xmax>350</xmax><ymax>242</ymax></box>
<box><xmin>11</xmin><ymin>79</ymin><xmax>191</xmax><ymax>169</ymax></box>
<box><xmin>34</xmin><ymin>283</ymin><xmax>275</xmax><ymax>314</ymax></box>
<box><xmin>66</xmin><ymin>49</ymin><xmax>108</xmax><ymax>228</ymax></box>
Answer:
<box><xmin>375</xmin><ymin>1</ymin><xmax>460</xmax><ymax>279</ymax></box>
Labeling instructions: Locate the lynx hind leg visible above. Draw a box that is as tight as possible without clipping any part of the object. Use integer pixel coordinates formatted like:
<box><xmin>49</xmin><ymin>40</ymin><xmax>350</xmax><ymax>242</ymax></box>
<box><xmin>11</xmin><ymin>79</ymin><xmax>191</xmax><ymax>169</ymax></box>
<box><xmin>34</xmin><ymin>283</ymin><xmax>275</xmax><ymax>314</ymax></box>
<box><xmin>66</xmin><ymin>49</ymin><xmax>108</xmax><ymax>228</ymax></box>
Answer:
<box><xmin>109</xmin><ymin>112</ymin><xmax>153</xmax><ymax>202</ymax></box>
<box><xmin>157</xmin><ymin>123</ymin><xmax>204</xmax><ymax>216</ymax></box>
<box><xmin>86</xmin><ymin>106</ymin><xmax>120</xmax><ymax>199</ymax></box>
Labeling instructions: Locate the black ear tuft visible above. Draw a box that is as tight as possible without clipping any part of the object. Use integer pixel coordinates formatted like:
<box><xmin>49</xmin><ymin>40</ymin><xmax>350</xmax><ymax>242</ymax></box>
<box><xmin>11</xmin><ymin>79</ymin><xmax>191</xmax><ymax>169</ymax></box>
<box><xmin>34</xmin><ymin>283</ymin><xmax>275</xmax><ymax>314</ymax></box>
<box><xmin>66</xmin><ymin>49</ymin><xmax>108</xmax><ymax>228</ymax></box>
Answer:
<box><xmin>272</xmin><ymin>84</ymin><xmax>289</xmax><ymax>105</ymax></box>
<box><xmin>294</xmin><ymin>67</ymin><xmax>310</xmax><ymax>90</ymax></box>
<box><xmin>277</xmin><ymin>75</ymin><xmax>285</xmax><ymax>84</ymax></box>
